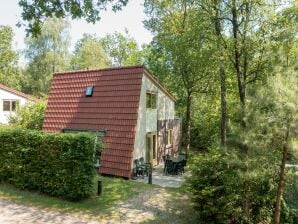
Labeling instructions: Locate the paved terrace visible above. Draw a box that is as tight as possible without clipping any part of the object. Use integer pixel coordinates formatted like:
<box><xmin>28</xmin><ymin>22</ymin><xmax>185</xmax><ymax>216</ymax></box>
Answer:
<box><xmin>133</xmin><ymin>164</ymin><xmax>189</xmax><ymax>188</ymax></box>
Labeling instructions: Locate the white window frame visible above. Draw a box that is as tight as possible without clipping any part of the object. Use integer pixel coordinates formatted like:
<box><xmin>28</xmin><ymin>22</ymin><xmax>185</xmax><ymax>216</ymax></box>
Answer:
<box><xmin>166</xmin><ymin>129</ymin><xmax>173</xmax><ymax>146</ymax></box>
<box><xmin>2</xmin><ymin>100</ymin><xmax>19</xmax><ymax>112</ymax></box>
<box><xmin>146</xmin><ymin>92</ymin><xmax>157</xmax><ymax>110</ymax></box>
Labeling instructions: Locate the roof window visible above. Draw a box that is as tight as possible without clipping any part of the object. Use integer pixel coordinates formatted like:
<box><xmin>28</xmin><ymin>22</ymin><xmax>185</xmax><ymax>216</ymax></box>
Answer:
<box><xmin>85</xmin><ymin>86</ymin><xmax>93</xmax><ymax>97</ymax></box>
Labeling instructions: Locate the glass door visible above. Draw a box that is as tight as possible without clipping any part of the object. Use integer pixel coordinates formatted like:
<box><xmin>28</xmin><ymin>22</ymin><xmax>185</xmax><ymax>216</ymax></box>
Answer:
<box><xmin>146</xmin><ymin>133</ymin><xmax>157</xmax><ymax>166</ymax></box>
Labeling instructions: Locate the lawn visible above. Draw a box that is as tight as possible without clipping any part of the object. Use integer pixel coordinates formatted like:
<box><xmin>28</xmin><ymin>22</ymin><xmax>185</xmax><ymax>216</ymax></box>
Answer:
<box><xmin>0</xmin><ymin>175</ymin><xmax>196</xmax><ymax>223</ymax></box>
<box><xmin>0</xmin><ymin>175</ymin><xmax>154</xmax><ymax>216</ymax></box>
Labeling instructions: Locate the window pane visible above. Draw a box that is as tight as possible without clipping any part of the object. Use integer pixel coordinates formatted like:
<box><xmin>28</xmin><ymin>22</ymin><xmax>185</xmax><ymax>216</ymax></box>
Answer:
<box><xmin>151</xmin><ymin>94</ymin><xmax>156</xmax><ymax>109</ymax></box>
<box><xmin>146</xmin><ymin>93</ymin><xmax>151</xmax><ymax>108</ymax></box>
<box><xmin>85</xmin><ymin>86</ymin><xmax>93</xmax><ymax>96</ymax></box>
<box><xmin>3</xmin><ymin>101</ymin><xmax>10</xmax><ymax>111</ymax></box>
<box><xmin>11</xmin><ymin>101</ymin><xmax>17</xmax><ymax>111</ymax></box>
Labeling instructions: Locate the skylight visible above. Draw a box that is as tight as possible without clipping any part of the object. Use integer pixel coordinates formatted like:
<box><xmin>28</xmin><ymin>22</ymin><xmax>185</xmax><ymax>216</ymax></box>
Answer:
<box><xmin>85</xmin><ymin>86</ymin><xmax>93</xmax><ymax>97</ymax></box>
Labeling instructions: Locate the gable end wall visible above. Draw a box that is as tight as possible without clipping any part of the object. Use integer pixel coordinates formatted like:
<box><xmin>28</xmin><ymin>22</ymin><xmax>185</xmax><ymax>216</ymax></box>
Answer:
<box><xmin>133</xmin><ymin>73</ymin><xmax>176</xmax><ymax>166</ymax></box>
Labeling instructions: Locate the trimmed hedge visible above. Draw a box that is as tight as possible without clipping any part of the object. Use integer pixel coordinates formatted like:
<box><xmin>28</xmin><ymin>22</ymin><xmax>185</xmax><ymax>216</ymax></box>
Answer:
<box><xmin>0</xmin><ymin>129</ymin><xmax>98</xmax><ymax>200</ymax></box>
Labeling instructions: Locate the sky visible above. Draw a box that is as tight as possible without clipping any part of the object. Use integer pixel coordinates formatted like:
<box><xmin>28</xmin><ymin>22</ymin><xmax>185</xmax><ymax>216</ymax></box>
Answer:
<box><xmin>0</xmin><ymin>0</ymin><xmax>153</xmax><ymax>56</ymax></box>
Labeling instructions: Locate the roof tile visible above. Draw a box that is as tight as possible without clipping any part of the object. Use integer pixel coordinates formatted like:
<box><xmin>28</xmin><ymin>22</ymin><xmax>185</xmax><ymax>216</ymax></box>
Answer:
<box><xmin>43</xmin><ymin>66</ymin><xmax>144</xmax><ymax>178</ymax></box>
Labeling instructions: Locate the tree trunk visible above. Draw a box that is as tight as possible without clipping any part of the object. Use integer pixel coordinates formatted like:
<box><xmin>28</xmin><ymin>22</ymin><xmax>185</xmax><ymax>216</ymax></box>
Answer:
<box><xmin>185</xmin><ymin>91</ymin><xmax>191</xmax><ymax>159</ymax></box>
<box><xmin>273</xmin><ymin>122</ymin><xmax>290</xmax><ymax>224</ymax></box>
<box><xmin>231</xmin><ymin>0</ymin><xmax>245</xmax><ymax>109</ymax></box>
<box><xmin>219</xmin><ymin>64</ymin><xmax>227</xmax><ymax>148</ymax></box>
<box><xmin>213</xmin><ymin>2</ymin><xmax>227</xmax><ymax>149</ymax></box>
<box><xmin>231</xmin><ymin>0</ymin><xmax>247</xmax><ymax>153</ymax></box>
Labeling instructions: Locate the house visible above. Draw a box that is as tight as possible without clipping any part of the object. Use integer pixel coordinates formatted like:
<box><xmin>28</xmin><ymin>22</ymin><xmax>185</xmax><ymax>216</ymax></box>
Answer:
<box><xmin>42</xmin><ymin>65</ymin><xmax>181</xmax><ymax>178</ymax></box>
<box><xmin>0</xmin><ymin>83</ymin><xmax>37</xmax><ymax>124</ymax></box>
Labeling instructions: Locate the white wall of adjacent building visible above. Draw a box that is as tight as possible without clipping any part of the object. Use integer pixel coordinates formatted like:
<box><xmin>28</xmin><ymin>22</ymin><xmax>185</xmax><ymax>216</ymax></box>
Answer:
<box><xmin>133</xmin><ymin>73</ymin><xmax>175</xmax><ymax>164</ymax></box>
<box><xmin>0</xmin><ymin>88</ymin><xmax>29</xmax><ymax>124</ymax></box>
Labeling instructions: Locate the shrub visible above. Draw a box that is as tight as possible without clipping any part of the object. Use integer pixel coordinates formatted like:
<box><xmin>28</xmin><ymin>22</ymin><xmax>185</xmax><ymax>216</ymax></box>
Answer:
<box><xmin>0</xmin><ymin>129</ymin><xmax>99</xmax><ymax>200</ymax></box>
<box><xmin>284</xmin><ymin>170</ymin><xmax>298</xmax><ymax>223</ymax></box>
<box><xmin>8</xmin><ymin>101</ymin><xmax>46</xmax><ymax>130</ymax></box>
<box><xmin>187</xmin><ymin>149</ymin><xmax>280</xmax><ymax>224</ymax></box>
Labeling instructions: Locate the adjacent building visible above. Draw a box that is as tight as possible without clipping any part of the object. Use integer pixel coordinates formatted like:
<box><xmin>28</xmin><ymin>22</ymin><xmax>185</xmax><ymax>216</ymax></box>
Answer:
<box><xmin>0</xmin><ymin>83</ymin><xmax>37</xmax><ymax>124</ymax></box>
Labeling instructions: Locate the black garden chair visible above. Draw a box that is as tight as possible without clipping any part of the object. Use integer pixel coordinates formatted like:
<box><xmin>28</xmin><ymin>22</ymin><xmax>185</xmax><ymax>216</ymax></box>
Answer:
<box><xmin>134</xmin><ymin>159</ymin><xmax>147</xmax><ymax>178</ymax></box>
<box><xmin>174</xmin><ymin>160</ymin><xmax>184</xmax><ymax>175</ymax></box>
<box><xmin>139</xmin><ymin>157</ymin><xmax>149</xmax><ymax>176</ymax></box>
<box><xmin>165</xmin><ymin>159</ymin><xmax>175</xmax><ymax>175</ymax></box>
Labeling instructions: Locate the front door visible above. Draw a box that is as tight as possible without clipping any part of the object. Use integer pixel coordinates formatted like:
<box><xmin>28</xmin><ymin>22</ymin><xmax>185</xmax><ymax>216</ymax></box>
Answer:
<box><xmin>146</xmin><ymin>133</ymin><xmax>157</xmax><ymax>166</ymax></box>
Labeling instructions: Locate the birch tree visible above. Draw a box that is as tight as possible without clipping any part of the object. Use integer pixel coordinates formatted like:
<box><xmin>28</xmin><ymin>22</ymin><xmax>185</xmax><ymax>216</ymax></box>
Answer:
<box><xmin>23</xmin><ymin>18</ymin><xmax>70</xmax><ymax>96</ymax></box>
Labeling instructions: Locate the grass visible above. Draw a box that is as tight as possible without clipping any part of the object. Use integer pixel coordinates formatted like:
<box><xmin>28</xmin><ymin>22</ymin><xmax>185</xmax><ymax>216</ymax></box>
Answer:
<box><xmin>0</xmin><ymin>174</ymin><xmax>197</xmax><ymax>223</ymax></box>
<box><xmin>0</xmin><ymin>175</ymin><xmax>154</xmax><ymax>217</ymax></box>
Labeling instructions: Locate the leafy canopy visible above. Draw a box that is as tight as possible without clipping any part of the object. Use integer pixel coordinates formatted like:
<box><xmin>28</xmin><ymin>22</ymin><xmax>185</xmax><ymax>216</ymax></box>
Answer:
<box><xmin>71</xmin><ymin>34</ymin><xmax>110</xmax><ymax>70</ymax></box>
<box><xmin>19</xmin><ymin>0</ymin><xmax>129</xmax><ymax>36</ymax></box>
<box><xmin>23</xmin><ymin>18</ymin><xmax>70</xmax><ymax>96</ymax></box>
<box><xmin>101</xmin><ymin>30</ymin><xmax>143</xmax><ymax>66</ymax></box>
<box><xmin>0</xmin><ymin>26</ymin><xmax>21</xmax><ymax>89</ymax></box>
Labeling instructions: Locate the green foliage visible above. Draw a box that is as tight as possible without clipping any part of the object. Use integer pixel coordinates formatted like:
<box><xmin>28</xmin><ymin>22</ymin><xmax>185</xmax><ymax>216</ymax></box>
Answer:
<box><xmin>23</xmin><ymin>18</ymin><xmax>70</xmax><ymax>96</ymax></box>
<box><xmin>243</xmin><ymin>71</ymin><xmax>298</xmax><ymax>152</ymax></box>
<box><xmin>190</xmin><ymin>94</ymin><xmax>220</xmax><ymax>150</ymax></box>
<box><xmin>284</xmin><ymin>170</ymin><xmax>298</xmax><ymax>223</ymax></box>
<box><xmin>0</xmin><ymin>129</ymin><xmax>99</xmax><ymax>201</ymax></box>
<box><xmin>8</xmin><ymin>101</ymin><xmax>46</xmax><ymax>130</ymax></box>
<box><xmin>71</xmin><ymin>34</ymin><xmax>110</xmax><ymax>70</ymax></box>
<box><xmin>270</xmin><ymin>0</ymin><xmax>298</xmax><ymax>69</ymax></box>
<box><xmin>144</xmin><ymin>1</ymin><xmax>216</xmax><ymax>94</ymax></box>
<box><xmin>144</xmin><ymin>1</ymin><xmax>218</xmax><ymax>151</ymax></box>
<box><xmin>187</xmin><ymin>149</ymin><xmax>287</xmax><ymax>224</ymax></box>
<box><xmin>101</xmin><ymin>30</ymin><xmax>143</xmax><ymax>66</ymax></box>
<box><xmin>19</xmin><ymin>0</ymin><xmax>129</xmax><ymax>36</ymax></box>
<box><xmin>0</xmin><ymin>26</ymin><xmax>22</xmax><ymax>89</ymax></box>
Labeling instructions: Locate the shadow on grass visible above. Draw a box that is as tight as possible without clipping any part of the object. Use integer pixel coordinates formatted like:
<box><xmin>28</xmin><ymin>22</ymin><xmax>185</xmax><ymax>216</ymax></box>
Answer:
<box><xmin>0</xmin><ymin>176</ymin><xmax>198</xmax><ymax>223</ymax></box>
<box><xmin>113</xmin><ymin>182</ymin><xmax>197</xmax><ymax>224</ymax></box>
<box><xmin>0</xmin><ymin>175</ymin><xmax>154</xmax><ymax>218</ymax></box>
<box><xmin>143</xmin><ymin>185</ymin><xmax>197</xmax><ymax>224</ymax></box>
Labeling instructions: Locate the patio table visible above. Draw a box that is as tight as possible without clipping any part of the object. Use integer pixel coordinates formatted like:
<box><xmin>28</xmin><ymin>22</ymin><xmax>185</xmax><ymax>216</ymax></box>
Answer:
<box><xmin>172</xmin><ymin>157</ymin><xmax>183</xmax><ymax>163</ymax></box>
<box><xmin>165</xmin><ymin>157</ymin><xmax>185</xmax><ymax>175</ymax></box>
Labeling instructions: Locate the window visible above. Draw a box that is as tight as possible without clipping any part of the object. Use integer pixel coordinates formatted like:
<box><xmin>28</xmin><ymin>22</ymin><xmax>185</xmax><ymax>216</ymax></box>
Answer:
<box><xmin>146</xmin><ymin>92</ymin><xmax>156</xmax><ymax>109</ymax></box>
<box><xmin>166</xmin><ymin>129</ymin><xmax>173</xmax><ymax>145</ymax></box>
<box><xmin>3</xmin><ymin>101</ymin><xmax>10</xmax><ymax>111</ymax></box>
<box><xmin>85</xmin><ymin>86</ymin><xmax>93</xmax><ymax>97</ymax></box>
<box><xmin>3</xmin><ymin>100</ymin><xmax>19</xmax><ymax>112</ymax></box>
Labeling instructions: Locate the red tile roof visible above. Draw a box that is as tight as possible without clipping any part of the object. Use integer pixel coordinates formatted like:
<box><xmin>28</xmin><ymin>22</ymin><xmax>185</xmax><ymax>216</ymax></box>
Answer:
<box><xmin>43</xmin><ymin>65</ymin><xmax>145</xmax><ymax>178</ymax></box>
<box><xmin>0</xmin><ymin>83</ymin><xmax>38</xmax><ymax>101</ymax></box>
<box><xmin>43</xmin><ymin>65</ymin><xmax>177</xmax><ymax>178</ymax></box>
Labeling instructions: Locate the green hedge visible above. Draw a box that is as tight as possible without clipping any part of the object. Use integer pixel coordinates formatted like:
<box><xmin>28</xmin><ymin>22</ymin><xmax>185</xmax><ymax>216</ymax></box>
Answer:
<box><xmin>0</xmin><ymin>129</ymin><xmax>98</xmax><ymax>200</ymax></box>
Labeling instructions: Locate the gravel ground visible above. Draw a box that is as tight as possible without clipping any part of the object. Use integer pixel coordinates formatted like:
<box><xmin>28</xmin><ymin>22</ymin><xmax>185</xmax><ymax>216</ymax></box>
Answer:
<box><xmin>0</xmin><ymin>188</ymin><xmax>194</xmax><ymax>224</ymax></box>
<box><xmin>0</xmin><ymin>199</ymin><xmax>100</xmax><ymax>224</ymax></box>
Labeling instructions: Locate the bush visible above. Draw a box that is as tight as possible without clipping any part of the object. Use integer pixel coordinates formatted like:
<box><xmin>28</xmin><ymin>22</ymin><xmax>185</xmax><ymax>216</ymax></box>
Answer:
<box><xmin>187</xmin><ymin>149</ymin><xmax>280</xmax><ymax>224</ymax></box>
<box><xmin>190</xmin><ymin>95</ymin><xmax>220</xmax><ymax>150</ymax></box>
<box><xmin>0</xmin><ymin>129</ymin><xmax>99</xmax><ymax>200</ymax></box>
<box><xmin>284</xmin><ymin>170</ymin><xmax>298</xmax><ymax>224</ymax></box>
<box><xmin>8</xmin><ymin>101</ymin><xmax>46</xmax><ymax>130</ymax></box>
